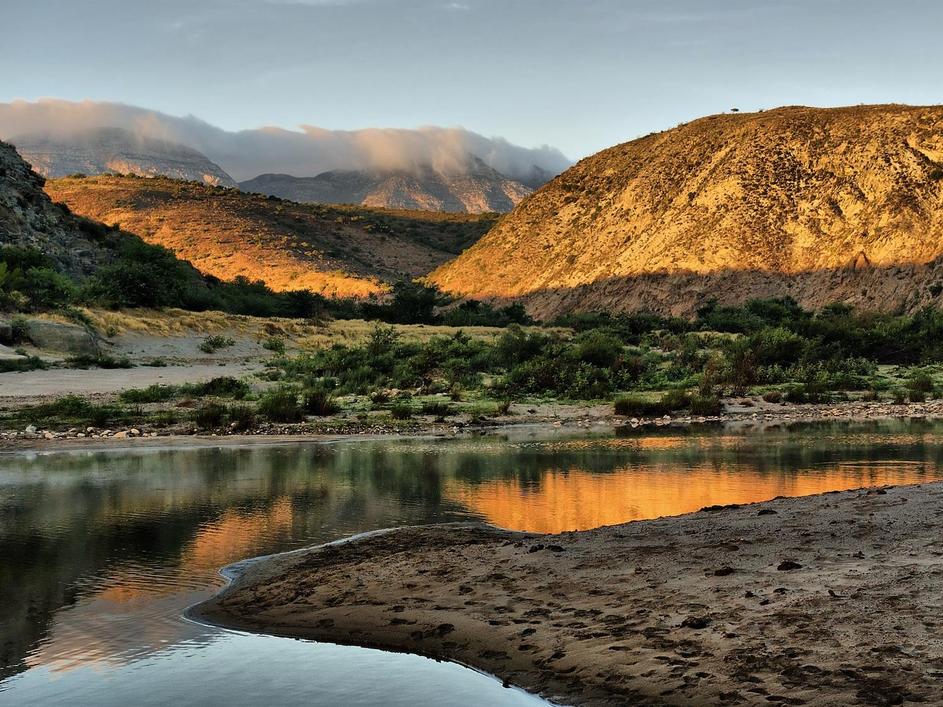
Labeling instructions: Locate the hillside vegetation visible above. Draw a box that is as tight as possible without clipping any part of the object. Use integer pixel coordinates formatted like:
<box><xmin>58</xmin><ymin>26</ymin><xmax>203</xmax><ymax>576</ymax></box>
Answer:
<box><xmin>46</xmin><ymin>175</ymin><xmax>498</xmax><ymax>297</ymax></box>
<box><xmin>431</xmin><ymin>105</ymin><xmax>943</xmax><ymax>317</ymax></box>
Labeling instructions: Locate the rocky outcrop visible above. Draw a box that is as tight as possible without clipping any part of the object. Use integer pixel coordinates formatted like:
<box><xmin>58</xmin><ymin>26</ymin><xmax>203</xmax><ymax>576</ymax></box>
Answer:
<box><xmin>21</xmin><ymin>319</ymin><xmax>99</xmax><ymax>356</ymax></box>
<box><xmin>431</xmin><ymin>104</ymin><xmax>943</xmax><ymax>317</ymax></box>
<box><xmin>0</xmin><ymin>140</ymin><xmax>122</xmax><ymax>278</ymax></box>
<box><xmin>11</xmin><ymin>127</ymin><xmax>237</xmax><ymax>187</ymax></box>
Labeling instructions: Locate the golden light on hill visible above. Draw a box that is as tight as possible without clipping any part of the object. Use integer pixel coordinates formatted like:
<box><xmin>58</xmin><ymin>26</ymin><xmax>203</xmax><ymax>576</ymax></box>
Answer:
<box><xmin>45</xmin><ymin>175</ymin><xmax>494</xmax><ymax>298</ymax></box>
<box><xmin>431</xmin><ymin>105</ymin><xmax>943</xmax><ymax>318</ymax></box>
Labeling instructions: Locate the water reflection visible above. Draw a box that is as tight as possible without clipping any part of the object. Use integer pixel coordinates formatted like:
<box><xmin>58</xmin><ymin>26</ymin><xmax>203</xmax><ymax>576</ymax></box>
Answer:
<box><xmin>1</xmin><ymin>420</ymin><xmax>941</xmax><ymax>705</ymax></box>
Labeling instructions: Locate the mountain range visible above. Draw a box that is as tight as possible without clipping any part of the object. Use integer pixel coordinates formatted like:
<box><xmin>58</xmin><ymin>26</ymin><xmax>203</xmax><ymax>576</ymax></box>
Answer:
<box><xmin>11</xmin><ymin>127</ymin><xmax>237</xmax><ymax>188</ymax></box>
<box><xmin>240</xmin><ymin>158</ymin><xmax>533</xmax><ymax>213</ymax></box>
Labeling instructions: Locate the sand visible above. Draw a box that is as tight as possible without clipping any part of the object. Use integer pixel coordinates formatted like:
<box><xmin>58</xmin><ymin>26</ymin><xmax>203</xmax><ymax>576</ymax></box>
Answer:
<box><xmin>195</xmin><ymin>483</ymin><xmax>943</xmax><ymax>706</ymax></box>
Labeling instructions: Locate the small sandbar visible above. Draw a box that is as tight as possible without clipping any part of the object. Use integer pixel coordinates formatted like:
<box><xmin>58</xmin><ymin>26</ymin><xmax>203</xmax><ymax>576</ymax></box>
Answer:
<box><xmin>196</xmin><ymin>482</ymin><xmax>943</xmax><ymax>706</ymax></box>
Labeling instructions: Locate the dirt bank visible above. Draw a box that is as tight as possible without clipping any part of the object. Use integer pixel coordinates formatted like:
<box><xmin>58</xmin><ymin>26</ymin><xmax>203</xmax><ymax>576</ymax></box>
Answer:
<box><xmin>195</xmin><ymin>483</ymin><xmax>943</xmax><ymax>706</ymax></box>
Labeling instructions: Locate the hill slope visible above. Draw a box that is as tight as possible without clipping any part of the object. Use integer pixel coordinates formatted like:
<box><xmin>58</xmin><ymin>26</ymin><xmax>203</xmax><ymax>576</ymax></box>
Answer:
<box><xmin>240</xmin><ymin>159</ymin><xmax>532</xmax><ymax>214</ymax></box>
<box><xmin>11</xmin><ymin>127</ymin><xmax>237</xmax><ymax>187</ymax></box>
<box><xmin>1</xmin><ymin>139</ymin><xmax>130</xmax><ymax>278</ymax></box>
<box><xmin>46</xmin><ymin>175</ymin><xmax>497</xmax><ymax>297</ymax></box>
<box><xmin>431</xmin><ymin>105</ymin><xmax>943</xmax><ymax>317</ymax></box>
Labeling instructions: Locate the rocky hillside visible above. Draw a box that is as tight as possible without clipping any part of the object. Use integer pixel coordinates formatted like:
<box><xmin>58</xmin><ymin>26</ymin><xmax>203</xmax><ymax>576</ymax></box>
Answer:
<box><xmin>240</xmin><ymin>158</ymin><xmax>533</xmax><ymax>213</ymax></box>
<box><xmin>431</xmin><ymin>105</ymin><xmax>943</xmax><ymax>318</ymax></box>
<box><xmin>46</xmin><ymin>175</ymin><xmax>497</xmax><ymax>297</ymax></box>
<box><xmin>11</xmin><ymin>127</ymin><xmax>237</xmax><ymax>187</ymax></box>
<box><xmin>0</xmin><ymin>139</ymin><xmax>127</xmax><ymax>278</ymax></box>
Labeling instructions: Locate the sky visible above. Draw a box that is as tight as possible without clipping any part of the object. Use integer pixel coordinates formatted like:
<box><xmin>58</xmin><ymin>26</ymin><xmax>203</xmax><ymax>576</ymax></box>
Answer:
<box><xmin>3</xmin><ymin>0</ymin><xmax>943</xmax><ymax>162</ymax></box>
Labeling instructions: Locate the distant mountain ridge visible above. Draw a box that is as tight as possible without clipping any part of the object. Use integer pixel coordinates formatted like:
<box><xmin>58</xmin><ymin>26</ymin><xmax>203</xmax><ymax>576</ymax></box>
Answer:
<box><xmin>10</xmin><ymin>127</ymin><xmax>237</xmax><ymax>187</ymax></box>
<box><xmin>431</xmin><ymin>104</ymin><xmax>943</xmax><ymax>317</ymax></box>
<box><xmin>240</xmin><ymin>158</ymin><xmax>534</xmax><ymax>213</ymax></box>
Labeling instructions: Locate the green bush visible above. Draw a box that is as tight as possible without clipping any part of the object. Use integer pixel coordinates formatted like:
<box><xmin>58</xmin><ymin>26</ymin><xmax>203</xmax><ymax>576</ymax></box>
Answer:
<box><xmin>762</xmin><ymin>391</ymin><xmax>783</xmax><ymax>404</ymax></box>
<box><xmin>193</xmin><ymin>403</ymin><xmax>227</xmax><ymax>429</ymax></box>
<box><xmin>120</xmin><ymin>384</ymin><xmax>179</xmax><ymax>404</ymax></box>
<box><xmin>369</xmin><ymin>389</ymin><xmax>390</xmax><ymax>404</ymax></box>
<box><xmin>184</xmin><ymin>376</ymin><xmax>249</xmax><ymax>399</ymax></box>
<box><xmin>228</xmin><ymin>404</ymin><xmax>256</xmax><ymax>431</ymax></box>
<box><xmin>907</xmin><ymin>371</ymin><xmax>935</xmax><ymax>395</ymax></box>
<box><xmin>614</xmin><ymin>396</ymin><xmax>671</xmax><ymax>417</ymax></box>
<box><xmin>0</xmin><ymin>355</ymin><xmax>47</xmax><ymax>372</ymax></box>
<box><xmin>258</xmin><ymin>388</ymin><xmax>303</xmax><ymax>422</ymax></box>
<box><xmin>262</xmin><ymin>336</ymin><xmax>285</xmax><ymax>354</ymax></box>
<box><xmin>199</xmin><ymin>335</ymin><xmax>236</xmax><ymax>353</ymax></box>
<box><xmin>420</xmin><ymin>400</ymin><xmax>453</xmax><ymax>418</ymax></box>
<box><xmin>65</xmin><ymin>353</ymin><xmax>132</xmax><ymax>369</ymax></box>
<box><xmin>302</xmin><ymin>388</ymin><xmax>341</xmax><ymax>416</ymax></box>
<box><xmin>390</xmin><ymin>400</ymin><xmax>414</xmax><ymax>420</ymax></box>
<box><xmin>689</xmin><ymin>395</ymin><xmax>723</xmax><ymax>416</ymax></box>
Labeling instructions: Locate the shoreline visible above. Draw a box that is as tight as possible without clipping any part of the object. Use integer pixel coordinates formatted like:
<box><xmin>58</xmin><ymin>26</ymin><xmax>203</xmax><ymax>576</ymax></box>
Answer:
<box><xmin>4</xmin><ymin>398</ymin><xmax>943</xmax><ymax>452</ymax></box>
<box><xmin>193</xmin><ymin>482</ymin><xmax>943</xmax><ymax>706</ymax></box>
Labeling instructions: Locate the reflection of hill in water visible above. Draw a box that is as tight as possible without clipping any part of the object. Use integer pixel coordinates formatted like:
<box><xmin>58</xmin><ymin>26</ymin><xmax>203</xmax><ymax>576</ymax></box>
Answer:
<box><xmin>2</xmin><ymin>421</ymin><xmax>943</xmax><ymax>682</ymax></box>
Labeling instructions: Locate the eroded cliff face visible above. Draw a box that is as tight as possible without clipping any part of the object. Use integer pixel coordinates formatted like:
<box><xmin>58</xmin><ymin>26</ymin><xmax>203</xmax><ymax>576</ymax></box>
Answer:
<box><xmin>240</xmin><ymin>158</ymin><xmax>533</xmax><ymax>213</ymax></box>
<box><xmin>11</xmin><ymin>127</ymin><xmax>237</xmax><ymax>187</ymax></box>
<box><xmin>431</xmin><ymin>105</ymin><xmax>943</xmax><ymax>317</ymax></box>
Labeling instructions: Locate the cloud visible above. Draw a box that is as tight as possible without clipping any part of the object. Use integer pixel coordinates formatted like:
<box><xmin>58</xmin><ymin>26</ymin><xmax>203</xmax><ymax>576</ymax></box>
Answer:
<box><xmin>0</xmin><ymin>99</ymin><xmax>571</xmax><ymax>184</ymax></box>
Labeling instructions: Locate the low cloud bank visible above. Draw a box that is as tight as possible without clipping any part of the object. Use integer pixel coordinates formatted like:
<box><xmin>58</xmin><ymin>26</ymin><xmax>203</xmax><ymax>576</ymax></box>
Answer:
<box><xmin>0</xmin><ymin>99</ymin><xmax>570</xmax><ymax>184</ymax></box>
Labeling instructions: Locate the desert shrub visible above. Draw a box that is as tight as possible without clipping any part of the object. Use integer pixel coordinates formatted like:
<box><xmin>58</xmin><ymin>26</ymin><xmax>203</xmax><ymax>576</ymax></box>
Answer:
<box><xmin>184</xmin><ymin>376</ymin><xmax>249</xmax><ymax>399</ymax></box>
<box><xmin>572</xmin><ymin>330</ymin><xmax>623</xmax><ymax>368</ymax></box>
<box><xmin>613</xmin><ymin>393</ymin><xmax>684</xmax><ymax>417</ymax></box>
<box><xmin>24</xmin><ymin>396</ymin><xmax>122</xmax><ymax>427</ymax></box>
<box><xmin>65</xmin><ymin>353</ymin><xmax>132</xmax><ymax>369</ymax></box>
<box><xmin>227</xmin><ymin>404</ymin><xmax>256</xmax><ymax>431</ymax></box>
<box><xmin>783</xmin><ymin>385</ymin><xmax>808</xmax><ymax>404</ymax></box>
<box><xmin>369</xmin><ymin>389</ymin><xmax>391</xmax><ymax>404</ymax></box>
<box><xmin>193</xmin><ymin>403</ymin><xmax>227</xmax><ymax>429</ymax></box>
<box><xmin>390</xmin><ymin>400</ymin><xmax>414</xmax><ymax>420</ymax></box>
<box><xmin>258</xmin><ymin>388</ymin><xmax>303</xmax><ymax>422</ymax></box>
<box><xmin>907</xmin><ymin>371</ymin><xmax>935</xmax><ymax>395</ymax></box>
<box><xmin>120</xmin><ymin>385</ymin><xmax>179</xmax><ymax>404</ymax></box>
<box><xmin>85</xmin><ymin>404</ymin><xmax>124</xmax><ymax>428</ymax></box>
<box><xmin>199</xmin><ymin>335</ymin><xmax>236</xmax><ymax>353</ymax></box>
<box><xmin>688</xmin><ymin>395</ymin><xmax>723</xmax><ymax>416</ymax></box>
<box><xmin>420</xmin><ymin>400</ymin><xmax>453</xmax><ymax>418</ymax></box>
<box><xmin>9</xmin><ymin>316</ymin><xmax>30</xmax><ymax>344</ymax></box>
<box><xmin>441</xmin><ymin>300</ymin><xmax>532</xmax><ymax>327</ymax></box>
<box><xmin>81</xmin><ymin>240</ymin><xmax>193</xmax><ymax>309</ymax></box>
<box><xmin>262</xmin><ymin>336</ymin><xmax>285</xmax><ymax>354</ymax></box>
<box><xmin>38</xmin><ymin>395</ymin><xmax>91</xmax><ymax>417</ymax></box>
<box><xmin>0</xmin><ymin>355</ymin><xmax>47</xmax><ymax>372</ymax></box>
<box><xmin>302</xmin><ymin>388</ymin><xmax>341</xmax><ymax>416</ymax></box>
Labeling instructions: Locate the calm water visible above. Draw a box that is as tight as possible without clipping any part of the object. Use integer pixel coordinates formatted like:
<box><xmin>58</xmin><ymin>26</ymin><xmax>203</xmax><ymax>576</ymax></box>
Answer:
<box><xmin>2</xmin><ymin>421</ymin><xmax>943</xmax><ymax>706</ymax></box>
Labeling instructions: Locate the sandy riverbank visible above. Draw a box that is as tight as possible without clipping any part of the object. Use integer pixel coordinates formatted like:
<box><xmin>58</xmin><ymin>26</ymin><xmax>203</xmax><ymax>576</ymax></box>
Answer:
<box><xmin>195</xmin><ymin>482</ymin><xmax>943</xmax><ymax>706</ymax></box>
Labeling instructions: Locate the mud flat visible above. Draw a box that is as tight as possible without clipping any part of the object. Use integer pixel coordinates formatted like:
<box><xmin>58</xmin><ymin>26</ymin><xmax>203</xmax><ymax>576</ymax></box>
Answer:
<box><xmin>195</xmin><ymin>483</ymin><xmax>943</xmax><ymax>706</ymax></box>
